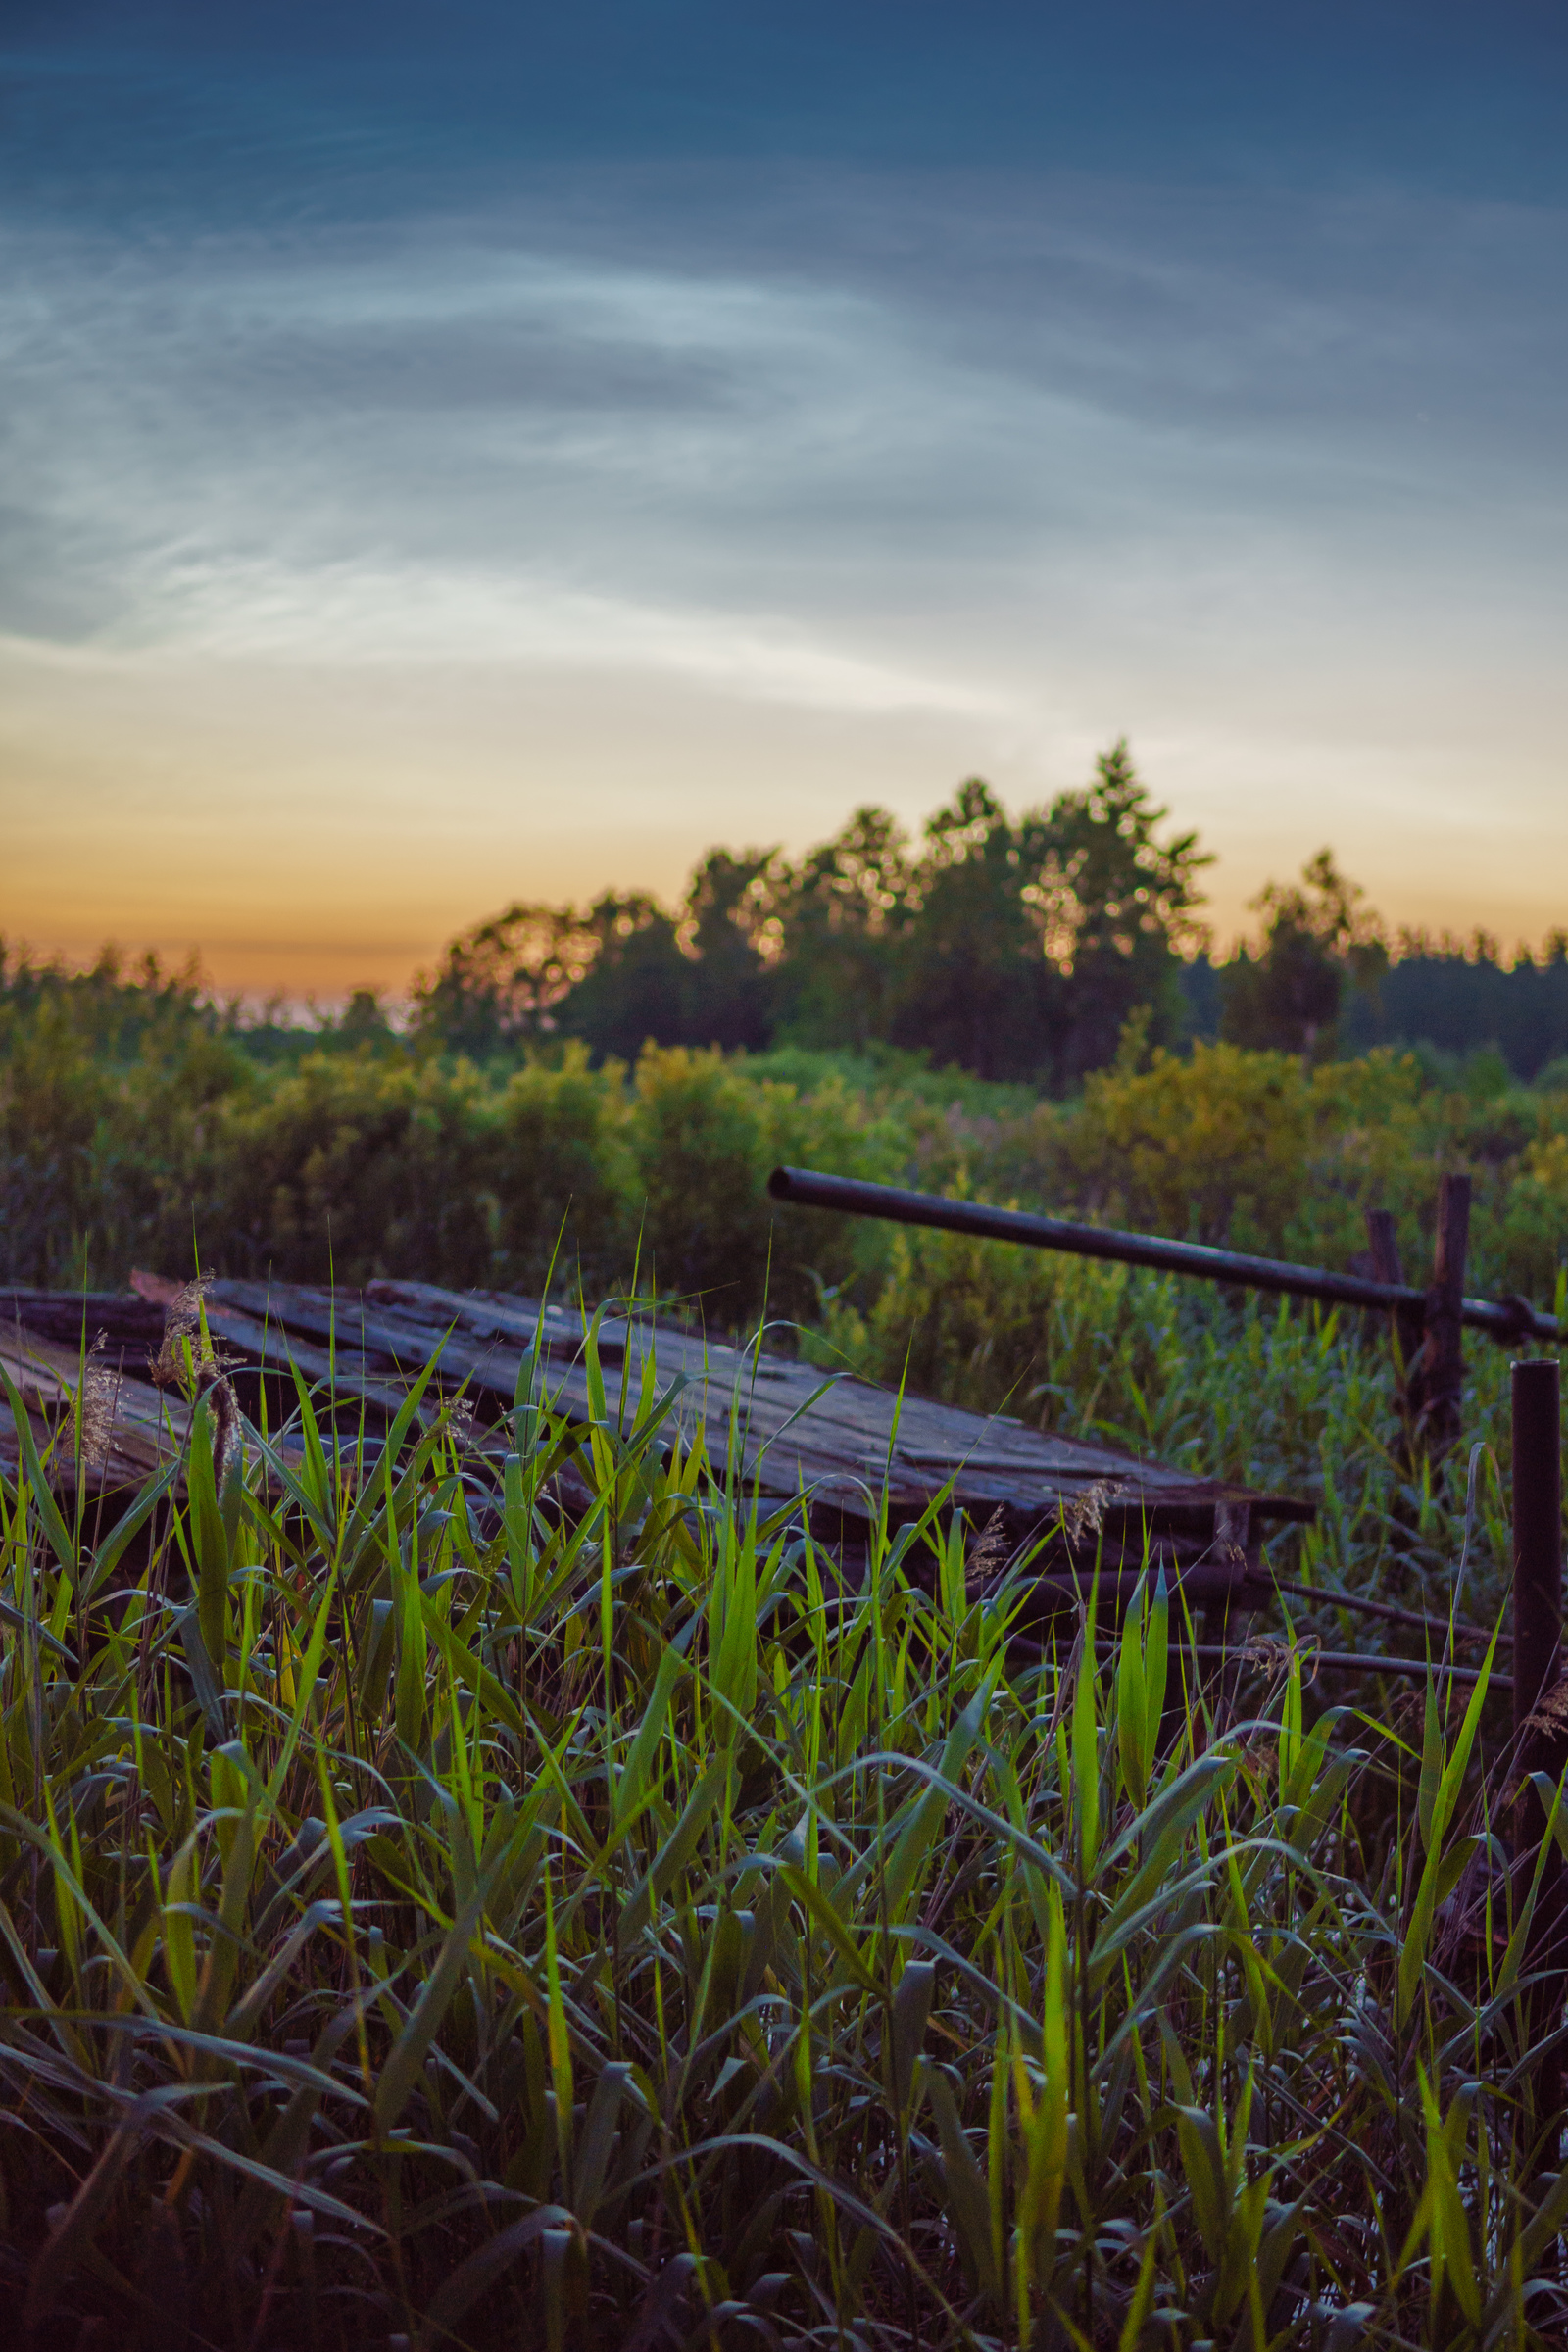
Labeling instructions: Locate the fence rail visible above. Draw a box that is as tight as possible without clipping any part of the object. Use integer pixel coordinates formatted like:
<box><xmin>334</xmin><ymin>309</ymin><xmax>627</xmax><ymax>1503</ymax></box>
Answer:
<box><xmin>767</xmin><ymin>1164</ymin><xmax>1561</xmax><ymax>1344</ymax></box>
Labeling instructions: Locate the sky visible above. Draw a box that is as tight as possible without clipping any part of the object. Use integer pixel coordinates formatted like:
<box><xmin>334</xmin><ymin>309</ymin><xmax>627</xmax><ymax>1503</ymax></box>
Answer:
<box><xmin>3</xmin><ymin>1</ymin><xmax>1567</xmax><ymax>1000</ymax></box>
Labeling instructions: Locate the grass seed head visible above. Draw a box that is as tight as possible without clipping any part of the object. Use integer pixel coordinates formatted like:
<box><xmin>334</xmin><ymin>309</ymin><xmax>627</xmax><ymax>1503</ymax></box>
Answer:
<box><xmin>1059</xmin><ymin>1476</ymin><xmax>1123</xmax><ymax>1542</ymax></box>
<box><xmin>1523</xmin><ymin>1674</ymin><xmax>1568</xmax><ymax>1740</ymax></box>
<box><xmin>964</xmin><ymin>1504</ymin><xmax>1009</xmax><ymax>1592</ymax></box>
<box><xmin>147</xmin><ymin>1271</ymin><xmax>215</xmax><ymax>1387</ymax></box>
<box><xmin>76</xmin><ymin>1331</ymin><xmax>122</xmax><ymax>1466</ymax></box>
<box><xmin>148</xmin><ymin>1271</ymin><xmax>241</xmax><ymax>1393</ymax></box>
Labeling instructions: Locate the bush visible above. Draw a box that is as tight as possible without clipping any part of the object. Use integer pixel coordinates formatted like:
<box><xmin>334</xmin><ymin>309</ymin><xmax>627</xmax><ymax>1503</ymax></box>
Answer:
<box><xmin>627</xmin><ymin>1047</ymin><xmax>777</xmax><ymax>1312</ymax></box>
<box><xmin>0</xmin><ymin>995</ymin><xmax>113</xmax><ymax>1285</ymax></box>
<box><xmin>7</xmin><ymin>946</ymin><xmax>1568</xmax><ymax>1348</ymax></box>
<box><xmin>491</xmin><ymin>1046</ymin><xmax>637</xmax><ymax>1298</ymax></box>
<box><xmin>1496</xmin><ymin>1130</ymin><xmax>1568</xmax><ymax>1300</ymax></box>
<box><xmin>1052</xmin><ymin>1040</ymin><xmax>1316</xmax><ymax>1249</ymax></box>
<box><xmin>213</xmin><ymin>1052</ymin><xmax>498</xmax><ymax>1286</ymax></box>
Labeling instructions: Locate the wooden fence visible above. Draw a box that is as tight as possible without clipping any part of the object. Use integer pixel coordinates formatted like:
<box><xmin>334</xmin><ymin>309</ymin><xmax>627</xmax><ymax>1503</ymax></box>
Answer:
<box><xmin>775</xmin><ymin>1162</ymin><xmax>1568</xmax><ymax>2061</ymax></box>
<box><xmin>769</xmin><ymin>1164</ymin><xmax>1554</xmax><ymax>1458</ymax></box>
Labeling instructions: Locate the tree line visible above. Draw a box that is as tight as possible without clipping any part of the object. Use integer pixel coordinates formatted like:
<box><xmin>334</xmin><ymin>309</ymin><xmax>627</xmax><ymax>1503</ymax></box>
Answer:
<box><xmin>6</xmin><ymin>741</ymin><xmax>1563</xmax><ymax>1090</ymax></box>
<box><xmin>410</xmin><ymin>742</ymin><xmax>1568</xmax><ymax>1085</ymax></box>
<box><xmin>412</xmin><ymin>743</ymin><xmax>1208</xmax><ymax>1087</ymax></box>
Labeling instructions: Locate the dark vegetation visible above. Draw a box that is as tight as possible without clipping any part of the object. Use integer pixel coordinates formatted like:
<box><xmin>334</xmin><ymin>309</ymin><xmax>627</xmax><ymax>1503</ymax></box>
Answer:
<box><xmin>2</xmin><ymin>1273</ymin><xmax>1564</xmax><ymax>2348</ymax></box>
<box><xmin>410</xmin><ymin>745</ymin><xmax>1206</xmax><ymax>1087</ymax></box>
<box><xmin>410</xmin><ymin>746</ymin><xmax>1568</xmax><ymax>1085</ymax></box>
<box><xmin>4</xmin><ymin>734</ymin><xmax>1568</xmax><ymax>1376</ymax></box>
<box><xmin>7</xmin><ymin>747</ymin><xmax>1568</xmax><ymax>2343</ymax></box>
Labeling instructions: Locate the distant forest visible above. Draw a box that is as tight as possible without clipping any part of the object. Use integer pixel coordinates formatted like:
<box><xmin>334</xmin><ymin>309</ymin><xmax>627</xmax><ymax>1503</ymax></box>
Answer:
<box><xmin>411</xmin><ymin>743</ymin><xmax>1568</xmax><ymax>1087</ymax></box>
<box><xmin>5</xmin><ymin>743</ymin><xmax>1564</xmax><ymax>1093</ymax></box>
<box><xmin>7</xmin><ymin>742</ymin><xmax>1568</xmax><ymax>1296</ymax></box>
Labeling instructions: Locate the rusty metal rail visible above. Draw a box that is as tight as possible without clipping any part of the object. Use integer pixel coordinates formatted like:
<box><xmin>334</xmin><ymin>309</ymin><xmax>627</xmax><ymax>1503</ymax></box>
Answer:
<box><xmin>768</xmin><ymin>1166</ymin><xmax>1560</xmax><ymax>1344</ymax></box>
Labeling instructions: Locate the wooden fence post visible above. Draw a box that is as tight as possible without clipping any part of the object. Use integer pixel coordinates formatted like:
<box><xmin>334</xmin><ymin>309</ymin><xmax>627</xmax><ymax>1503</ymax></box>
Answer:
<box><xmin>1364</xmin><ymin>1207</ymin><xmax>1424</xmax><ymax>1431</ymax></box>
<box><xmin>1512</xmin><ymin>1354</ymin><xmax>1567</xmax><ymax>2168</ymax></box>
<box><xmin>1208</xmin><ymin>1497</ymin><xmax>1254</xmax><ymax>1732</ymax></box>
<box><xmin>1416</xmin><ymin>1173</ymin><xmax>1471</xmax><ymax>1463</ymax></box>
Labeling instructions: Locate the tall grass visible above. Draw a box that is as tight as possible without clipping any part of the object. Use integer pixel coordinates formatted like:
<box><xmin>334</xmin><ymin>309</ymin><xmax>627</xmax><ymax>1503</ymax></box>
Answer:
<box><xmin>0</xmin><ymin>1310</ymin><xmax>1564</xmax><ymax>2347</ymax></box>
<box><xmin>813</xmin><ymin>1241</ymin><xmax>1536</xmax><ymax>1639</ymax></box>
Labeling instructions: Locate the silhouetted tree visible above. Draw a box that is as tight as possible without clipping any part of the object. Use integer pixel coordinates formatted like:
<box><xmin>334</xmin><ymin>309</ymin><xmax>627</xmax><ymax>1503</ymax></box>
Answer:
<box><xmin>557</xmin><ymin>895</ymin><xmax>690</xmax><ymax>1063</ymax></box>
<box><xmin>888</xmin><ymin>745</ymin><xmax>1209</xmax><ymax>1085</ymax></box>
<box><xmin>891</xmin><ymin>779</ymin><xmax>1059</xmax><ymax>1080</ymax></box>
<box><xmin>1221</xmin><ymin>850</ymin><xmax>1386</xmax><ymax>1059</ymax></box>
<box><xmin>770</xmin><ymin>807</ymin><xmax>914</xmax><ymax>1050</ymax></box>
<box><xmin>678</xmin><ymin>850</ymin><xmax>778</xmax><ymax>1052</ymax></box>
<box><xmin>1027</xmin><ymin>740</ymin><xmax>1211</xmax><ymax>1084</ymax></box>
<box><xmin>409</xmin><ymin>904</ymin><xmax>598</xmax><ymax>1056</ymax></box>
<box><xmin>1338</xmin><ymin>927</ymin><xmax>1568</xmax><ymax>1077</ymax></box>
<box><xmin>412</xmin><ymin>741</ymin><xmax>1209</xmax><ymax>1085</ymax></box>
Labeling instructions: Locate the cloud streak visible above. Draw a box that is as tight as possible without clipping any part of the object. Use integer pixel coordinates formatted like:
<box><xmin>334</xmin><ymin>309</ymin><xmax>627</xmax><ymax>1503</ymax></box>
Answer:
<box><xmin>4</xmin><ymin>63</ymin><xmax>1568</xmax><ymax>983</ymax></box>
<box><xmin>31</xmin><ymin>557</ymin><xmax>1015</xmax><ymax>721</ymax></box>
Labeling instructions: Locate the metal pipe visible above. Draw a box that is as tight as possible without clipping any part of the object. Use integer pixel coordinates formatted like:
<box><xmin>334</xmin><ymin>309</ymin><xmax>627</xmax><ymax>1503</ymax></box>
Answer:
<box><xmin>768</xmin><ymin>1166</ymin><xmax>1559</xmax><ymax>1343</ymax></box>
<box><xmin>1080</xmin><ymin>1642</ymin><xmax>1509</xmax><ymax>1691</ymax></box>
<box><xmin>1264</xmin><ymin>1574</ymin><xmax>1508</xmax><ymax>1647</ymax></box>
<box><xmin>1511</xmin><ymin>1355</ymin><xmax>1566</xmax><ymax>2167</ymax></box>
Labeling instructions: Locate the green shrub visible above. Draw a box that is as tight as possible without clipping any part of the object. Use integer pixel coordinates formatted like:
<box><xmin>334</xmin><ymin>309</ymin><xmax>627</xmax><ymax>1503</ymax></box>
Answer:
<box><xmin>491</xmin><ymin>1045</ymin><xmax>637</xmax><ymax>1297</ymax></box>
<box><xmin>1496</xmin><ymin>1130</ymin><xmax>1568</xmax><ymax>1300</ymax></box>
<box><xmin>627</xmin><ymin>1046</ymin><xmax>777</xmax><ymax>1312</ymax></box>
<box><xmin>213</xmin><ymin>1051</ymin><xmax>498</xmax><ymax>1286</ymax></box>
<box><xmin>1053</xmin><ymin>1038</ymin><xmax>1318</xmax><ymax>1248</ymax></box>
<box><xmin>0</xmin><ymin>995</ymin><xmax>114</xmax><ymax>1285</ymax></box>
<box><xmin>7</xmin><ymin>949</ymin><xmax>1568</xmax><ymax>1343</ymax></box>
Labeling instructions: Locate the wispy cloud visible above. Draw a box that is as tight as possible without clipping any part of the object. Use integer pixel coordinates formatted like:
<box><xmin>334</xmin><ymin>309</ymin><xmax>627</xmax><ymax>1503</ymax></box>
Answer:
<box><xmin>4</xmin><ymin>146</ymin><xmax>1568</xmax><ymax>966</ymax></box>
<box><xmin>82</xmin><ymin>551</ymin><xmax>1017</xmax><ymax>719</ymax></box>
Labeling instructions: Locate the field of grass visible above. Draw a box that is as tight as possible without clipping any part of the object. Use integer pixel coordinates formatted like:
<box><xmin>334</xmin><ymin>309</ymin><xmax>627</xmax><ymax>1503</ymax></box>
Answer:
<box><xmin>2</xmin><ymin>1292</ymin><xmax>1564</xmax><ymax>2348</ymax></box>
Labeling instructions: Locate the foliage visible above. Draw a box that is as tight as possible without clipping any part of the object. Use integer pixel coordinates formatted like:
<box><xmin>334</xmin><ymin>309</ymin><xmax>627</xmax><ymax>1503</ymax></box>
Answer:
<box><xmin>1009</xmin><ymin>737</ymin><xmax>1210</xmax><ymax>1081</ymax></box>
<box><xmin>491</xmin><ymin>1048</ymin><xmax>640</xmax><ymax>1300</ymax></box>
<box><xmin>811</xmin><ymin>1232</ymin><xmax>1530</xmax><ymax>1616</ymax></box>
<box><xmin>408</xmin><ymin>742</ymin><xmax>1210</xmax><ymax>1088</ymax></box>
<box><xmin>764</xmin><ymin>807</ymin><xmax>915</xmax><ymax>1052</ymax></box>
<box><xmin>1</xmin><ymin>1303</ymin><xmax>1563</xmax><ymax>2346</ymax></box>
<box><xmin>10</xmin><ymin>938</ymin><xmax>1568</xmax><ymax>1341</ymax></box>
<box><xmin>1200</xmin><ymin>897</ymin><xmax>1568</xmax><ymax>1084</ymax></box>
<box><xmin>1495</xmin><ymin>1133</ymin><xmax>1568</xmax><ymax>1304</ymax></box>
<box><xmin>1343</xmin><ymin>933</ymin><xmax>1568</xmax><ymax>1081</ymax></box>
<box><xmin>626</xmin><ymin>1047</ymin><xmax>778</xmax><ymax>1308</ymax></box>
<box><xmin>405</xmin><ymin>773</ymin><xmax>1568</xmax><ymax>1092</ymax></box>
<box><xmin>213</xmin><ymin>1054</ymin><xmax>501</xmax><ymax>1289</ymax></box>
<box><xmin>1221</xmin><ymin>851</ymin><xmax>1389</xmax><ymax>1061</ymax></box>
<box><xmin>1055</xmin><ymin>1040</ymin><xmax>1320</xmax><ymax>1249</ymax></box>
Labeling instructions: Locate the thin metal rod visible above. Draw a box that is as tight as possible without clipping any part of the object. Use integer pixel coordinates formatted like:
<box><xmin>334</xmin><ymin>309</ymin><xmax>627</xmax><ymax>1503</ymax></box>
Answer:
<box><xmin>1075</xmin><ymin>1641</ymin><xmax>1508</xmax><ymax>1690</ymax></box>
<box><xmin>769</xmin><ymin>1166</ymin><xmax>1558</xmax><ymax>1342</ymax></box>
<box><xmin>1511</xmin><ymin>1355</ymin><xmax>1566</xmax><ymax>2162</ymax></box>
<box><xmin>1264</xmin><ymin>1574</ymin><xmax>1508</xmax><ymax>1647</ymax></box>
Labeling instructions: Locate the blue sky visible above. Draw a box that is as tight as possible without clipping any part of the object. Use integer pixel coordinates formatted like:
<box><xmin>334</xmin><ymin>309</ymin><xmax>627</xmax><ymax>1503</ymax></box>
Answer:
<box><xmin>4</xmin><ymin>2</ymin><xmax>1567</xmax><ymax>994</ymax></box>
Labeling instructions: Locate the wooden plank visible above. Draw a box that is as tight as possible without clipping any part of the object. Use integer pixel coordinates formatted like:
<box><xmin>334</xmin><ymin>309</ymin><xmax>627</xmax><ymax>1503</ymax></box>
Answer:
<box><xmin>338</xmin><ymin>1278</ymin><xmax>1312</xmax><ymax>1541</ymax></box>
<box><xmin>369</xmin><ymin>1278</ymin><xmax>625</xmax><ymax>1360</ymax></box>
<box><xmin>3</xmin><ymin>1278</ymin><xmax>1312</xmax><ymax>1590</ymax></box>
<box><xmin>0</xmin><ymin>1324</ymin><xmax>188</xmax><ymax>1488</ymax></box>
